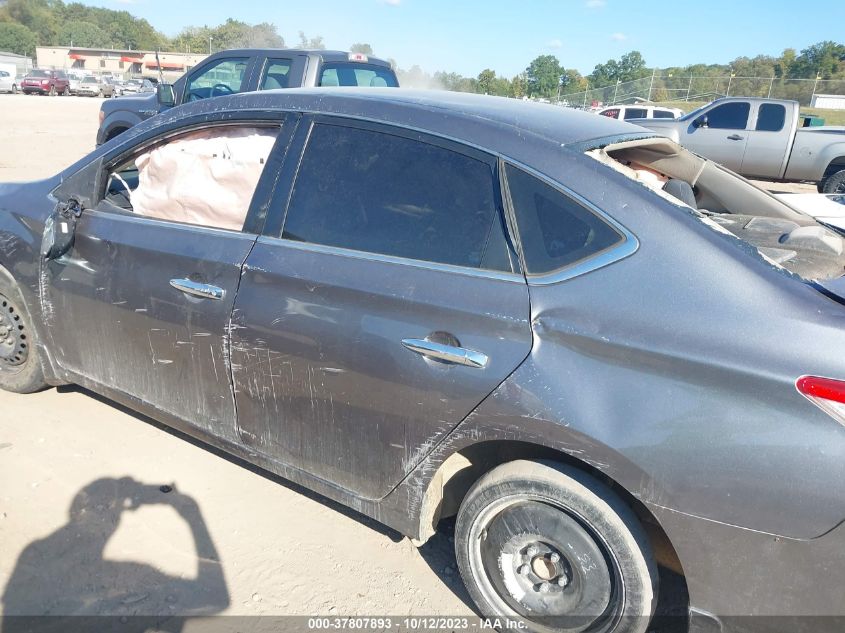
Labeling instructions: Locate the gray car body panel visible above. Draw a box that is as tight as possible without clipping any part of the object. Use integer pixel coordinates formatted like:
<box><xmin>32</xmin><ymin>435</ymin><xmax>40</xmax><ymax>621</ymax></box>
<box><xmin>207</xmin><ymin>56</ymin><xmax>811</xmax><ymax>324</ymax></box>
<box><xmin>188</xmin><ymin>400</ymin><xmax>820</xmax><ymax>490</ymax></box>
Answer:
<box><xmin>2</xmin><ymin>88</ymin><xmax>845</xmax><ymax>628</ymax></box>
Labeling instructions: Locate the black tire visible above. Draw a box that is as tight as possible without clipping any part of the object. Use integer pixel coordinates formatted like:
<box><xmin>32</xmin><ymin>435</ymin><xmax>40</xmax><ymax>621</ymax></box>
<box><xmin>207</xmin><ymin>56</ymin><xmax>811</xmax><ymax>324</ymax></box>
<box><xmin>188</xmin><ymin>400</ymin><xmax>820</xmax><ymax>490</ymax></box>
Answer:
<box><xmin>455</xmin><ymin>460</ymin><xmax>657</xmax><ymax>633</ymax></box>
<box><xmin>821</xmin><ymin>169</ymin><xmax>845</xmax><ymax>195</ymax></box>
<box><xmin>63</xmin><ymin>86</ymin><xmax>70</xmax><ymax>96</ymax></box>
<box><xmin>49</xmin><ymin>85</ymin><xmax>56</xmax><ymax>96</ymax></box>
<box><xmin>11</xmin><ymin>84</ymin><xmax>17</xmax><ymax>94</ymax></box>
<box><xmin>0</xmin><ymin>279</ymin><xmax>47</xmax><ymax>394</ymax></box>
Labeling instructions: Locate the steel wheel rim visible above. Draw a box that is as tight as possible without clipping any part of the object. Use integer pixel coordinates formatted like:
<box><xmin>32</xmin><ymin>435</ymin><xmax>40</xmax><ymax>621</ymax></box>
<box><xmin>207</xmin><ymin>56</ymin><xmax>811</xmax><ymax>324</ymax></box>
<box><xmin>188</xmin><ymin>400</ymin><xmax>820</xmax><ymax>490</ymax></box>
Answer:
<box><xmin>467</xmin><ymin>494</ymin><xmax>623</xmax><ymax>633</ymax></box>
<box><xmin>0</xmin><ymin>294</ymin><xmax>29</xmax><ymax>368</ymax></box>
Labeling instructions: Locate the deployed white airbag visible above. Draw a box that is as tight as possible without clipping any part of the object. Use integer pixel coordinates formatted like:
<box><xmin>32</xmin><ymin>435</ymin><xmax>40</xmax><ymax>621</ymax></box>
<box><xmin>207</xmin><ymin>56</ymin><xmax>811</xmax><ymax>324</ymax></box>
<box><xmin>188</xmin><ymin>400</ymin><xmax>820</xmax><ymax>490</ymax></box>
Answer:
<box><xmin>131</xmin><ymin>127</ymin><xmax>278</xmax><ymax>232</ymax></box>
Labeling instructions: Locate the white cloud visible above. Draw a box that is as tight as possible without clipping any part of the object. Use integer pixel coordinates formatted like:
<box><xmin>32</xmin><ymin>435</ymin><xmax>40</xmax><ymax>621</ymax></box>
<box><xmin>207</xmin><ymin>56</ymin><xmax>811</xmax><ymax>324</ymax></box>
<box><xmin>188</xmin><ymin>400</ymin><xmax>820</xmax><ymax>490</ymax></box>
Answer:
<box><xmin>586</xmin><ymin>0</ymin><xmax>606</xmax><ymax>8</ymax></box>
<box><xmin>610</xmin><ymin>32</ymin><xmax>627</xmax><ymax>41</ymax></box>
<box><xmin>381</xmin><ymin>0</ymin><xmax>401</xmax><ymax>5</ymax></box>
<box><xmin>546</xmin><ymin>38</ymin><xmax>563</xmax><ymax>49</ymax></box>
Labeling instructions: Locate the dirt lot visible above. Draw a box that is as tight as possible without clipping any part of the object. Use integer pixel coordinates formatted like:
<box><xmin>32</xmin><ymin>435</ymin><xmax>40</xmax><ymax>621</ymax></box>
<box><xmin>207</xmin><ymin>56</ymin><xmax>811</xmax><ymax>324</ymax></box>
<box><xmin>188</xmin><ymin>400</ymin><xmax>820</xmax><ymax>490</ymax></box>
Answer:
<box><xmin>0</xmin><ymin>93</ymin><xmax>814</xmax><ymax>628</ymax></box>
<box><xmin>0</xmin><ymin>94</ymin><xmax>471</xmax><ymax>627</ymax></box>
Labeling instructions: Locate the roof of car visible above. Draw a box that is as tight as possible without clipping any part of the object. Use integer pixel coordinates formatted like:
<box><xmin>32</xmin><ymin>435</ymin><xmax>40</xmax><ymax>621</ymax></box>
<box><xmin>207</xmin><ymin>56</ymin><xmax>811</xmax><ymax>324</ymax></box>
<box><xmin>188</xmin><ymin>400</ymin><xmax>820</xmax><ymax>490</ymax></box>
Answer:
<box><xmin>162</xmin><ymin>87</ymin><xmax>645</xmax><ymax>149</ymax></box>
<box><xmin>211</xmin><ymin>48</ymin><xmax>394</xmax><ymax>67</ymax></box>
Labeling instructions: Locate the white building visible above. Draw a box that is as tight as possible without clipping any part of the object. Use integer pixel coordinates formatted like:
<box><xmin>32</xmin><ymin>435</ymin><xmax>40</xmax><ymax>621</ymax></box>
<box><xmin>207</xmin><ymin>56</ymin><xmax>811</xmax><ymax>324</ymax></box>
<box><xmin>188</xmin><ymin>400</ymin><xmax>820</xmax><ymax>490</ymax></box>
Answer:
<box><xmin>35</xmin><ymin>46</ymin><xmax>207</xmax><ymax>81</ymax></box>
<box><xmin>811</xmin><ymin>94</ymin><xmax>845</xmax><ymax>111</ymax></box>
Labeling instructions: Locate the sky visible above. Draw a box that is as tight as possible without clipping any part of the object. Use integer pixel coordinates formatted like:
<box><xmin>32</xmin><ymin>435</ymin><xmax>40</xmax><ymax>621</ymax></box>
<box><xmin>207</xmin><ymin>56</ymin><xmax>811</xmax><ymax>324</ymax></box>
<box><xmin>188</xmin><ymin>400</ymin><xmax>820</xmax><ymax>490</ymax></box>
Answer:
<box><xmin>85</xmin><ymin>0</ymin><xmax>842</xmax><ymax>78</ymax></box>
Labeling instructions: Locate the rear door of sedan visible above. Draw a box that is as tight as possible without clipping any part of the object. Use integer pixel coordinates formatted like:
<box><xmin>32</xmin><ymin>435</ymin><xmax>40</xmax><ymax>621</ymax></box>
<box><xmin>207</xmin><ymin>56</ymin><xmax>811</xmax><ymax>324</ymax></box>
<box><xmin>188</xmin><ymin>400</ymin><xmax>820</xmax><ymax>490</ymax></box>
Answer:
<box><xmin>231</xmin><ymin>116</ymin><xmax>533</xmax><ymax>499</ymax></box>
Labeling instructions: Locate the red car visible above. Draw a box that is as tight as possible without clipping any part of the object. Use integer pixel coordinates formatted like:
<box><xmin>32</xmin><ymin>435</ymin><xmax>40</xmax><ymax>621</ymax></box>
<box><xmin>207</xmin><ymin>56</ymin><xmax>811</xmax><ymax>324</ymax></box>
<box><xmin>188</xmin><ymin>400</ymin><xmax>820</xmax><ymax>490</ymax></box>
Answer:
<box><xmin>21</xmin><ymin>69</ymin><xmax>70</xmax><ymax>96</ymax></box>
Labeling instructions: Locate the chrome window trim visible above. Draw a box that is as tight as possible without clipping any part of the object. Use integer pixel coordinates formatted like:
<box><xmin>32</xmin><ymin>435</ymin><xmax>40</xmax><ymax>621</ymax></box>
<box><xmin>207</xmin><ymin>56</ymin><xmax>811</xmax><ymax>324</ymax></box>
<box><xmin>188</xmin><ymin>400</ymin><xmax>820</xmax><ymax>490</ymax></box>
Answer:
<box><xmin>256</xmin><ymin>235</ymin><xmax>525</xmax><ymax>284</ymax></box>
<box><xmin>501</xmin><ymin>159</ymin><xmax>640</xmax><ymax>286</ymax></box>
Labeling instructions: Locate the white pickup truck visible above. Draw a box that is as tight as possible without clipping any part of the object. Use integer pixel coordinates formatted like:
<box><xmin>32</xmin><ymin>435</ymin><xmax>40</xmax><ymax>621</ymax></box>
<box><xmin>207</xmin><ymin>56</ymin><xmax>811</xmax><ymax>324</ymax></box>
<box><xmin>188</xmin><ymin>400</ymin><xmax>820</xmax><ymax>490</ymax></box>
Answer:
<box><xmin>639</xmin><ymin>97</ymin><xmax>845</xmax><ymax>193</ymax></box>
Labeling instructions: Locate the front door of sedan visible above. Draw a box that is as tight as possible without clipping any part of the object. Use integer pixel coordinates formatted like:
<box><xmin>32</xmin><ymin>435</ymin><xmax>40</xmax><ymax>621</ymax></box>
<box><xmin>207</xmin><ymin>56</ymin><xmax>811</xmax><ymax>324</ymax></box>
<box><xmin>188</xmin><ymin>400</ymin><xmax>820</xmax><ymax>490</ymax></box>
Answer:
<box><xmin>42</xmin><ymin>120</ymin><xmax>287</xmax><ymax>441</ymax></box>
<box><xmin>230</xmin><ymin>118</ymin><xmax>533</xmax><ymax>500</ymax></box>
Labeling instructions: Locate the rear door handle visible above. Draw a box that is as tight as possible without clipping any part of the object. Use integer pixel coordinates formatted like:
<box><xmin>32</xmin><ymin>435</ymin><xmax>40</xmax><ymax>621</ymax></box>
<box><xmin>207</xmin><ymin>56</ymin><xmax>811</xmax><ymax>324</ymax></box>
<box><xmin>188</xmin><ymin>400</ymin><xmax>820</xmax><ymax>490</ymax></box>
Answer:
<box><xmin>727</xmin><ymin>134</ymin><xmax>744</xmax><ymax>141</ymax></box>
<box><xmin>170</xmin><ymin>278</ymin><xmax>225</xmax><ymax>300</ymax></box>
<box><xmin>401</xmin><ymin>338</ymin><xmax>488</xmax><ymax>368</ymax></box>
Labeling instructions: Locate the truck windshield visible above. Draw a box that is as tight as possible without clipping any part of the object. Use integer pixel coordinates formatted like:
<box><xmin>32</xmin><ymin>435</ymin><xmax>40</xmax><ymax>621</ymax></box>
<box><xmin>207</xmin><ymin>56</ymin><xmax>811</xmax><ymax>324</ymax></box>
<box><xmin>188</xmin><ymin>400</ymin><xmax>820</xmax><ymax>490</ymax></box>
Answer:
<box><xmin>28</xmin><ymin>70</ymin><xmax>49</xmax><ymax>78</ymax></box>
<box><xmin>319</xmin><ymin>63</ymin><xmax>398</xmax><ymax>88</ymax></box>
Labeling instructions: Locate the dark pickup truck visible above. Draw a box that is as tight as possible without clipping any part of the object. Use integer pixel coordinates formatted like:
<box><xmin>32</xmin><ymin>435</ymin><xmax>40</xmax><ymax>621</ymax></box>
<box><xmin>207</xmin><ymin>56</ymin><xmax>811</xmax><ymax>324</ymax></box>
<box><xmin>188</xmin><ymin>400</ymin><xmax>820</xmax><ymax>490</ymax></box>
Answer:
<box><xmin>97</xmin><ymin>48</ymin><xmax>399</xmax><ymax>145</ymax></box>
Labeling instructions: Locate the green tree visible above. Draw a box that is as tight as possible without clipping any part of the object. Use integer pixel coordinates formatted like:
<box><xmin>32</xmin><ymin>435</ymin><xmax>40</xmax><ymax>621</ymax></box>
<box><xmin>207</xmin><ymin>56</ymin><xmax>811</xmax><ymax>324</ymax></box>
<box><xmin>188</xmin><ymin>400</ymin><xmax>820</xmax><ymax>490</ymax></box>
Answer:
<box><xmin>510</xmin><ymin>72</ymin><xmax>526</xmax><ymax>98</ymax></box>
<box><xmin>298</xmin><ymin>31</ymin><xmax>325</xmax><ymax>50</ymax></box>
<box><xmin>525</xmin><ymin>54</ymin><xmax>563</xmax><ymax>97</ymax></box>
<box><xmin>56</xmin><ymin>20</ymin><xmax>109</xmax><ymax>48</ymax></box>
<box><xmin>0</xmin><ymin>0</ymin><xmax>59</xmax><ymax>45</ymax></box>
<box><xmin>793</xmin><ymin>41</ymin><xmax>845</xmax><ymax>79</ymax></box>
<box><xmin>476</xmin><ymin>68</ymin><xmax>496</xmax><ymax>94</ymax></box>
<box><xmin>0</xmin><ymin>21</ymin><xmax>36</xmax><ymax>55</ymax></box>
<box><xmin>350</xmin><ymin>42</ymin><xmax>373</xmax><ymax>55</ymax></box>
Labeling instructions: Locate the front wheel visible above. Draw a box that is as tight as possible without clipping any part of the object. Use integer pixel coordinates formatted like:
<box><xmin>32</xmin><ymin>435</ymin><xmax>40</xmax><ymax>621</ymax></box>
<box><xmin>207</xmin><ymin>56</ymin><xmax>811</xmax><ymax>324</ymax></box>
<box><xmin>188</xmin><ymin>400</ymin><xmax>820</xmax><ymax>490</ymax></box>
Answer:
<box><xmin>455</xmin><ymin>460</ymin><xmax>657</xmax><ymax>633</ymax></box>
<box><xmin>12</xmin><ymin>84</ymin><xmax>17</xmax><ymax>94</ymax></box>
<box><xmin>0</xmin><ymin>282</ymin><xmax>47</xmax><ymax>394</ymax></box>
<box><xmin>821</xmin><ymin>170</ymin><xmax>845</xmax><ymax>195</ymax></box>
<box><xmin>48</xmin><ymin>85</ymin><xmax>56</xmax><ymax>96</ymax></box>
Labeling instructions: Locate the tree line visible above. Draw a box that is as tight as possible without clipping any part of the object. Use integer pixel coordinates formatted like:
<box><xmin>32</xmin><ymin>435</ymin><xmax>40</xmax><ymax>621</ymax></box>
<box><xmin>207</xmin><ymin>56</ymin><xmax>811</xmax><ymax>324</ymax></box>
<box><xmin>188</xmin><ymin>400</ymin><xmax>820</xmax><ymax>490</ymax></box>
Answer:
<box><xmin>0</xmin><ymin>0</ymin><xmax>842</xmax><ymax>101</ymax></box>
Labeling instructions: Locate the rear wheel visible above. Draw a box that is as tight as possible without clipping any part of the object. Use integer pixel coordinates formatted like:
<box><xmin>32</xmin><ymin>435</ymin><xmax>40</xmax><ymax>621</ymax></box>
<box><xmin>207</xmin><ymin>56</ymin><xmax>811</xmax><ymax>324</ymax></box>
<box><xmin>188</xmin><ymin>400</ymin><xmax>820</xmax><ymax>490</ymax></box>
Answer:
<box><xmin>821</xmin><ymin>170</ymin><xmax>845</xmax><ymax>195</ymax></box>
<box><xmin>48</xmin><ymin>85</ymin><xmax>56</xmax><ymax>96</ymax></box>
<box><xmin>62</xmin><ymin>86</ymin><xmax>70</xmax><ymax>96</ymax></box>
<box><xmin>0</xmin><ymin>282</ymin><xmax>47</xmax><ymax>394</ymax></box>
<box><xmin>11</xmin><ymin>84</ymin><xmax>17</xmax><ymax>94</ymax></box>
<box><xmin>455</xmin><ymin>460</ymin><xmax>657</xmax><ymax>633</ymax></box>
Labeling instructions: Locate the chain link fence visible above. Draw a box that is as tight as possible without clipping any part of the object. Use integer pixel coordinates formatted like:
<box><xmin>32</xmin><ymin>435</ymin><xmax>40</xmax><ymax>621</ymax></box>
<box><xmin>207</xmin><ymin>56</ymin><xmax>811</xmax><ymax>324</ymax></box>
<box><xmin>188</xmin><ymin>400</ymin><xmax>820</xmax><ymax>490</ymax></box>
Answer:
<box><xmin>558</xmin><ymin>75</ymin><xmax>845</xmax><ymax>107</ymax></box>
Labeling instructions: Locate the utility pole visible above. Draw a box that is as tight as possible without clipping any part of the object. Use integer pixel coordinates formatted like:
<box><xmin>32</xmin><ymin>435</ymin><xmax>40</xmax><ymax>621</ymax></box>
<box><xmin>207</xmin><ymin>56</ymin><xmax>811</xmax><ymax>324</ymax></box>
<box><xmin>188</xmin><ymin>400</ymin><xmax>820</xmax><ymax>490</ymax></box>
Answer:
<box><xmin>811</xmin><ymin>72</ymin><xmax>821</xmax><ymax>106</ymax></box>
<box><xmin>583</xmin><ymin>83</ymin><xmax>589</xmax><ymax>109</ymax></box>
<box><xmin>647</xmin><ymin>67</ymin><xmax>656</xmax><ymax>102</ymax></box>
<box><xmin>613</xmin><ymin>79</ymin><xmax>621</xmax><ymax>105</ymax></box>
<box><xmin>687</xmin><ymin>75</ymin><xmax>693</xmax><ymax>101</ymax></box>
<box><xmin>726</xmin><ymin>71</ymin><xmax>735</xmax><ymax>97</ymax></box>
<box><xmin>209</xmin><ymin>36</ymin><xmax>213</xmax><ymax>54</ymax></box>
<box><xmin>767</xmin><ymin>75</ymin><xmax>775</xmax><ymax>98</ymax></box>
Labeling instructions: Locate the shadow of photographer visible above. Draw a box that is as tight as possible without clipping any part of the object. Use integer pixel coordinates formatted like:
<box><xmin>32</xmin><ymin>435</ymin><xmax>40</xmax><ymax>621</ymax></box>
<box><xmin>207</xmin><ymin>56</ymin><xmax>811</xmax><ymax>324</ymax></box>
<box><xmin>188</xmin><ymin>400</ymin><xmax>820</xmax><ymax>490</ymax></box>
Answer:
<box><xmin>1</xmin><ymin>477</ymin><xmax>230</xmax><ymax>633</ymax></box>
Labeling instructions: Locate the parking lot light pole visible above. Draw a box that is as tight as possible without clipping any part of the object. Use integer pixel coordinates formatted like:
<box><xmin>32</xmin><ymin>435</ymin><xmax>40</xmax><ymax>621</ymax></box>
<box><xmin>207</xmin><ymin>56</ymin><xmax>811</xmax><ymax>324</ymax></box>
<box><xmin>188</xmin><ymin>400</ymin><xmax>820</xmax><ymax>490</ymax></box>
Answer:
<box><xmin>726</xmin><ymin>71</ymin><xmax>735</xmax><ymax>97</ymax></box>
<box><xmin>209</xmin><ymin>36</ymin><xmax>213</xmax><ymax>54</ymax></box>
<box><xmin>612</xmin><ymin>80</ymin><xmax>621</xmax><ymax>105</ymax></box>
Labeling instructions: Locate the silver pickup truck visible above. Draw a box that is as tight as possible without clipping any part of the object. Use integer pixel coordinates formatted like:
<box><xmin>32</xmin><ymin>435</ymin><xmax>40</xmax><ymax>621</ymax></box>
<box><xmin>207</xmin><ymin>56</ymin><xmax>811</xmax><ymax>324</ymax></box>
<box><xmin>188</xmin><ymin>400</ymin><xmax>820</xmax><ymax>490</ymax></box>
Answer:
<box><xmin>639</xmin><ymin>97</ymin><xmax>845</xmax><ymax>193</ymax></box>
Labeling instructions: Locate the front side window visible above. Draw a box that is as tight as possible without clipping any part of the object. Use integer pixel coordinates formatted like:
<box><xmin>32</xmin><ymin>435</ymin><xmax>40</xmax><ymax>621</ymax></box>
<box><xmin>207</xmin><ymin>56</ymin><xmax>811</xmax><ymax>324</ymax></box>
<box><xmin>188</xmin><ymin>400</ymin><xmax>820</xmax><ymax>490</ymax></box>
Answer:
<box><xmin>756</xmin><ymin>103</ymin><xmax>786</xmax><ymax>132</ymax></box>
<box><xmin>702</xmin><ymin>102</ymin><xmax>750</xmax><ymax>130</ymax></box>
<box><xmin>281</xmin><ymin>123</ymin><xmax>508</xmax><ymax>270</ymax></box>
<box><xmin>505</xmin><ymin>164</ymin><xmax>623</xmax><ymax>275</ymax></box>
<box><xmin>653</xmin><ymin>110</ymin><xmax>675</xmax><ymax>119</ymax></box>
<box><xmin>185</xmin><ymin>57</ymin><xmax>249</xmax><ymax>102</ymax></box>
<box><xmin>318</xmin><ymin>63</ymin><xmax>398</xmax><ymax>88</ymax></box>
<box><xmin>103</xmin><ymin>125</ymin><xmax>280</xmax><ymax>232</ymax></box>
<box><xmin>260</xmin><ymin>59</ymin><xmax>292</xmax><ymax>90</ymax></box>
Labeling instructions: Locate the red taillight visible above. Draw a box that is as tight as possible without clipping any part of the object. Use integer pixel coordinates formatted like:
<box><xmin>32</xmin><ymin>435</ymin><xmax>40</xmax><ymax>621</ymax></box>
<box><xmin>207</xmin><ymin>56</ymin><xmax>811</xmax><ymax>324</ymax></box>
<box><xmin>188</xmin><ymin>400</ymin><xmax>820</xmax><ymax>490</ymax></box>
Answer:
<box><xmin>796</xmin><ymin>375</ymin><xmax>845</xmax><ymax>427</ymax></box>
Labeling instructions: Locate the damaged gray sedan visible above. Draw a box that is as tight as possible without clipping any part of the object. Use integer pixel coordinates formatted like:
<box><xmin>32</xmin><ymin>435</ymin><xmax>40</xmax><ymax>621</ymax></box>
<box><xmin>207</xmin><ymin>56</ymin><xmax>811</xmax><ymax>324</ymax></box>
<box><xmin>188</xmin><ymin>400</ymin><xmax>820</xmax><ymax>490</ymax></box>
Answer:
<box><xmin>1</xmin><ymin>89</ymin><xmax>845</xmax><ymax>633</ymax></box>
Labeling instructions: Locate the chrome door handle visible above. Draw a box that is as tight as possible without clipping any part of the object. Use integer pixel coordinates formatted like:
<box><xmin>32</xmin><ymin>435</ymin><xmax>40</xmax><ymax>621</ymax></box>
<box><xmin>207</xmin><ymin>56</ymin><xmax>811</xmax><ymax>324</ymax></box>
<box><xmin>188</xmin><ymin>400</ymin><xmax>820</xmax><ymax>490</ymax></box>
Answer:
<box><xmin>401</xmin><ymin>338</ymin><xmax>488</xmax><ymax>368</ymax></box>
<box><xmin>169</xmin><ymin>278</ymin><xmax>225</xmax><ymax>300</ymax></box>
<box><xmin>726</xmin><ymin>134</ymin><xmax>744</xmax><ymax>140</ymax></box>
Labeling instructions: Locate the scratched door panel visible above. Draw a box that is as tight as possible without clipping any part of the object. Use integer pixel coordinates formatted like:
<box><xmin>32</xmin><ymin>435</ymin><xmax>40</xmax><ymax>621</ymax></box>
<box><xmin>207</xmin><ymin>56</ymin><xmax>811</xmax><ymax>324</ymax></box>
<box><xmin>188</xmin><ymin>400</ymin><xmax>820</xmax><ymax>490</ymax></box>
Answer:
<box><xmin>43</xmin><ymin>210</ymin><xmax>256</xmax><ymax>440</ymax></box>
<box><xmin>230</xmin><ymin>239</ymin><xmax>532</xmax><ymax>500</ymax></box>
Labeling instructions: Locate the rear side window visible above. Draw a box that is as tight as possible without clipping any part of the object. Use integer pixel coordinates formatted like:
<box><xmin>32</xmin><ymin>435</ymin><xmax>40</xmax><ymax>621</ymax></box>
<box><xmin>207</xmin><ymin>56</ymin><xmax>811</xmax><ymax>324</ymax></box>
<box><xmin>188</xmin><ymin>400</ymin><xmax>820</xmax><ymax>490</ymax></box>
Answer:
<box><xmin>653</xmin><ymin>110</ymin><xmax>675</xmax><ymax>119</ymax></box>
<box><xmin>600</xmin><ymin>109</ymin><xmax>620</xmax><ymax>119</ymax></box>
<box><xmin>624</xmin><ymin>108</ymin><xmax>648</xmax><ymax>120</ymax></box>
<box><xmin>282</xmin><ymin>123</ymin><xmax>509</xmax><ymax>271</ymax></box>
<box><xmin>261</xmin><ymin>59</ymin><xmax>292</xmax><ymax>90</ymax></box>
<box><xmin>506</xmin><ymin>165</ymin><xmax>623</xmax><ymax>274</ymax></box>
<box><xmin>318</xmin><ymin>63</ymin><xmax>398</xmax><ymax>87</ymax></box>
<box><xmin>756</xmin><ymin>103</ymin><xmax>786</xmax><ymax>132</ymax></box>
<box><xmin>703</xmin><ymin>102</ymin><xmax>750</xmax><ymax>129</ymax></box>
